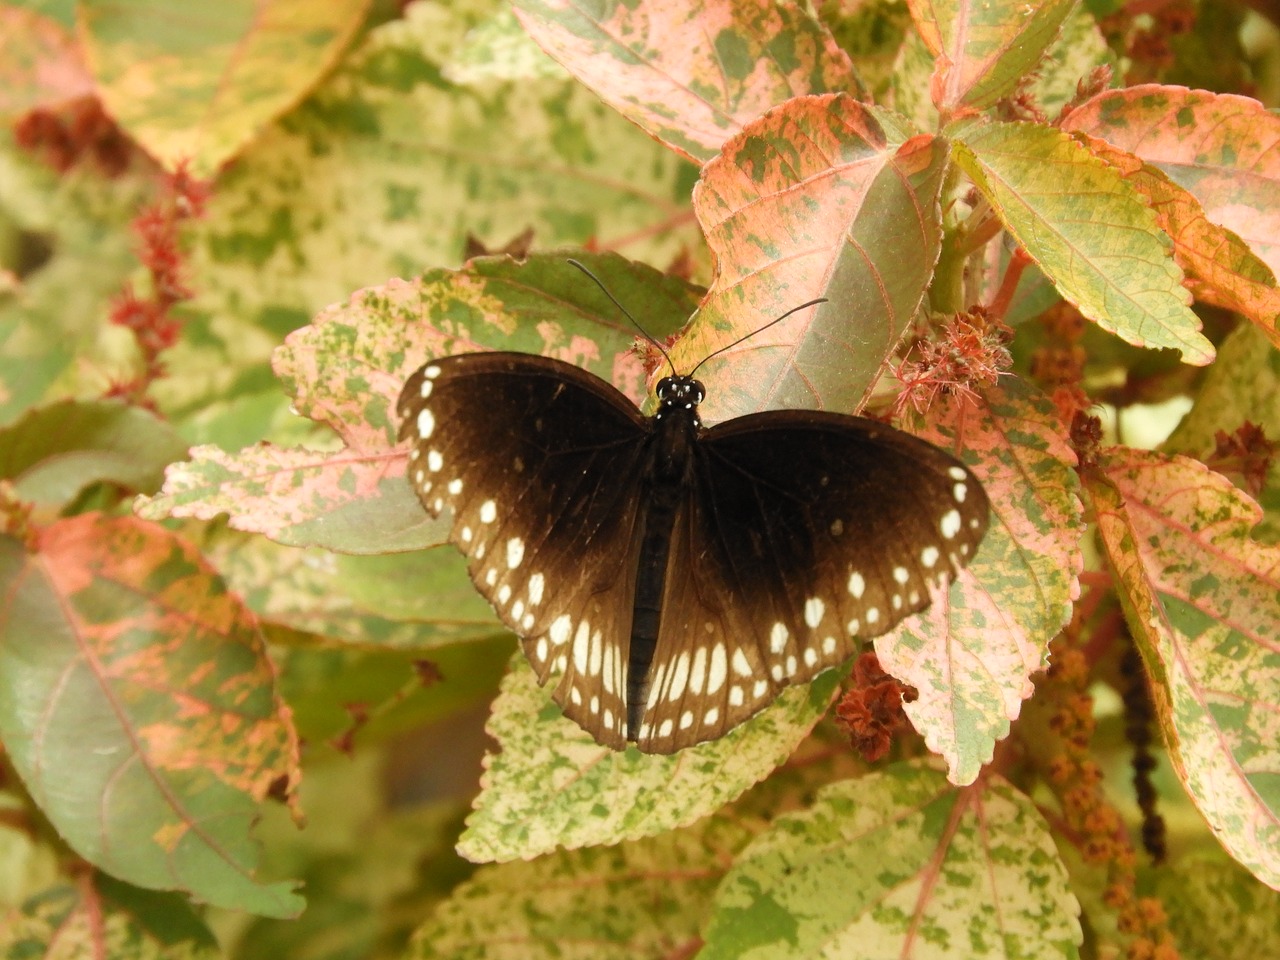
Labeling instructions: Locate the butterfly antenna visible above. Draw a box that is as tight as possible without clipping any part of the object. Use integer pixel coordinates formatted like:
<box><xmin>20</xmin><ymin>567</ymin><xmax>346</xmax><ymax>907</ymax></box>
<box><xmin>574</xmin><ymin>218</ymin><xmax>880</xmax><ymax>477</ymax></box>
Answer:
<box><xmin>567</xmin><ymin>259</ymin><xmax>677</xmax><ymax>376</ymax></box>
<box><xmin>687</xmin><ymin>297</ymin><xmax>827</xmax><ymax>379</ymax></box>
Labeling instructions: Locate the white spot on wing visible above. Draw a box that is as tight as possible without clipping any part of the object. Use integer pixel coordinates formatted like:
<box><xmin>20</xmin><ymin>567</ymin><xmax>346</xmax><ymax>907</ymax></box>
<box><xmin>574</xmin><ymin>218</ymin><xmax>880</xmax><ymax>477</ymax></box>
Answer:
<box><xmin>922</xmin><ymin>545</ymin><xmax>939</xmax><ymax>568</ymax></box>
<box><xmin>506</xmin><ymin>537</ymin><xmax>524</xmax><ymax>569</ymax></box>
<box><xmin>893</xmin><ymin>566</ymin><xmax>909</xmax><ymax>584</ymax></box>
<box><xmin>461</xmin><ymin>526</ymin><xmax>473</xmax><ymax>543</ymax></box>
<box><xmin>953</xmin><ymin>482</ymin><xmax>967</xmax><ymax>502</ymax></box>
<box><xmin>708</xmin><ymin>644</ymin><xmax>727</xmax><ymax>695</ymax></box>
<box><xmin>941</xmin><ymin>508</ymin><xmax>961</xmax><ymax>539</ymax></box>
<box><xmin>948</xmin><ymin>465</ymin><xmax>967</xmax><ymax>481</ymax></box>
<box><xmin>659</xmin><ymin>718</ymin><xmax>673</xmax><ymax>737</ymax></box>
<box><xmin>729</xmin><ymin>685</ymin><xmax>744</xmax><ymax>706</ymax></box>
<box><xmin>732</xmin><ymin>649</ymin><xmax>751</xmax><ymax>676</ymax></box>
<box><xmin>550</xmin><ymin>616</ymin><xmax>570</xmax><ymax>647</ymax></box>
<box><xmin>704</xmin><ymin>706</ymin><xmax>719</xmax><ymax>725</ymax></box>
<box><xmin>572</xmin><ymin>620</ymin><xmax>591</xmax><ymax>672</ymax></box>
<box><xmin>867</xmin><ymin>607</ymin><xmax>880</xmax><ymax>625</ymax></box>
<box><xmin>804</xmin><ymin>597</ymin><xmax>825</xmax><ymax>628</ymax></box>
<box><xmin>480</xmin><ymin>500</ymin><xmax>497</xmax><ymax>524</ymax></box>
<box><xmin>752</xmin><ymin>679</ymin><xmax>768</xmax><ymax>698</ymax></box>
<box><xmin>770</xmin><ymin>622</ymin><xmax>788</xmax><ymax>653</ymax></box>
<box><xmin>448</xmin><ymin>478</ymin><xmax>462</xmax><ymax>495</ymax></box>
<box><xmin>848</xmin><ymin>572</ymin><xmax>865</xmax><ymax>598</ymax></box>
<box><xmin>528</xmin><ymin>573</ymin><xmax>545</xmax><ymax>605</ymax></box>
<box><xmin>427</xmin><ymin>450</ymin><xmax>443</xmax><ymax>472</ymax></box>
<box><xmin>668</xmin><ymin>652</ymin><xmax>691</xmax><ymax>701</ymax></box>
<box><xmin>424</xmin><ymin>364</ymin><xmax>441</xmax><ymax>379</ymax></box>
<box><xmin>498</xmin><ymin>584</ymin><xmax>511</xmax><ymax>605</ymax></box>
<box><xmin>688</xmin><ymin>646</ymin><xmax>707</xmax><ymax>695</ymax></box>
<box><xmin>416</xmin><ymin>409</ymin><xmax>435</xmax><ymax>439</ymax></box>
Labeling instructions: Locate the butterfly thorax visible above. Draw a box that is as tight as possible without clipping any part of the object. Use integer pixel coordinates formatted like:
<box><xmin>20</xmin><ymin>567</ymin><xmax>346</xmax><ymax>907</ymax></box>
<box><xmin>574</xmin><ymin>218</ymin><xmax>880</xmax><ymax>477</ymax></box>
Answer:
<box><xmin>626</xmin><ymin>373</ymin><xmax>706</xmax><ymax>738</ymax></box>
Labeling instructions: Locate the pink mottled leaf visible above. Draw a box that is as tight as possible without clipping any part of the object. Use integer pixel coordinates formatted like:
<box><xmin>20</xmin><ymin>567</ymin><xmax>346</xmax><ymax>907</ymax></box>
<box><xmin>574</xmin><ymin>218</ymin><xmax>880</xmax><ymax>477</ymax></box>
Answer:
<box><xmin>1077</xmin><ymin>133</ymin><xmax>1280</xmax><ymax>346</ymax></box>
<box><xmin>0</xmin><ymin>7</ymin><xmax>94</xmax><ymax>115</ymax></box>
<box><xmin>1062</xmin><ymin>86</ymin><xmax>1280</xmax><ymax>284</ymax></box>
<box><xmin>0</xmin><ymin>514</ymin><xmax>303</xmax><ymax>916</ymax></box>
<box><xmin>907</xmin><ymin>0</ymin><xmax>1075</xmax><ymax>112</ymax></box>
<box><xmin>680</xmin><ymin>94</ymin><xmax>947</xmax><ymax>422</ymax></box>
<box><xmin>136</xmin><ymin>254</ymin><xmax>698</xmax><ymax>552</ymax></box>
<box><xmin>1090</xmin><ymin>448</ymin><xmax>1280</xmax><ymax>890</ymax></box>
<box><xmin>952</xmin><ymin>119</ymin><xmax>1214</xmax><ymax>364</ymax></box>
<box><xmin>513</xmin><ymin>0</ymin><xmax>860</xmax><ymax>162</ymax></box>
<box><xmin>876</xmin><ymin>380</ymin><xmax>1084</xmax><ymax>784</ymax></box>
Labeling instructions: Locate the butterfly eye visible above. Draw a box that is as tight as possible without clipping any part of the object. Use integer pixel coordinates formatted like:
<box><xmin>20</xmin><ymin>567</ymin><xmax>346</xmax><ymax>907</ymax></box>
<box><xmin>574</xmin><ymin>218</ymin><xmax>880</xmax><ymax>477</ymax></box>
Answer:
<box><xmin>656</xmin><ymin>376</ymin><xmax>676</xmax><ymax>399</ymax></box>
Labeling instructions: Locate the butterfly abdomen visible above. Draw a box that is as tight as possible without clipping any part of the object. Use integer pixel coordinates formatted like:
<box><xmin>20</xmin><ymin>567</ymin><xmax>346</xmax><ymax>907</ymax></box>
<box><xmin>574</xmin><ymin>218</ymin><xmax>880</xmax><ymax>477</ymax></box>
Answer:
<box><xmin>626</xmin><ymin>397</ymin><xmax>701</xmax><ymax>738</ymax></box>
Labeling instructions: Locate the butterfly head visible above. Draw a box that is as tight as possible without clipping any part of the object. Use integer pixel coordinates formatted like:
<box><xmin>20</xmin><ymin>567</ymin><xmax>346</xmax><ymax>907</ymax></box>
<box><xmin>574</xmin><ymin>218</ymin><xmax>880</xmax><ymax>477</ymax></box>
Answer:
<box><xmin>654</xmin><ymin>374</ymin><xmax>705</xmax><ymax>425</ymax></box>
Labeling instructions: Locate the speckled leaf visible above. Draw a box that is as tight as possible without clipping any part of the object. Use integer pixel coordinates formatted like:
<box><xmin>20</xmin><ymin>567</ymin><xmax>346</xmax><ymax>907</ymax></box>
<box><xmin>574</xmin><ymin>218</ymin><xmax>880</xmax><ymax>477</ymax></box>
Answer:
<box><xmin>458</xmin><ymin>655</ymin><xmax>841</xmax><ymax>863</ymax></box>
<box><xmin>952</xmin><ymin>119</ymin><xmax>1214</xmax><ymax>364</ymax></box>
<box><xmin>164</xmin><ymin>2</ymin><xmax>699</xmax><ymax>417</ymax></box>
<box><xmin>208</xmin><ymin>533</ymin><xmax>500</xmax><ymax>650</ymax></box>
<box><xmin>412</xmin><ymin>814</ymin><xmax>756</xmax><ymax>960</ymax></box>
<box><xmin>1029</xmin><ymin>5</ymin><xmax>1116</xmax><ymax>120</ymax></box>
<box><xmin>138</xmin><ymin>254</ymin><xmax>698</xmax><ymax>552</ymax></box>
<box><xmin>701</xmin><ymin>760</ymin><xmax>1081</xmax><ymax>959</ymax></box>
<box><xmin>512</xmin><ymin>0</ymin><xmax>860</xmax><ymax>163</ymax></box>
<box><xmin>0</xmin><ymin>875</ymin><xmax>219</xmax><ymax>960</ymax></box>
<box><xmin>0</xmin><ymin>514</ymin><xmax>303</xmax><ymax>917</ymax></box>
<box><xmin>1061</xmin><ymin>85</ymin><xmax>1280</xmax><ymax>280</ymax></box>
<box><xmin>680</xmin><ymin>94</ymin><xmax>947</xmax><ymax>421</ymax></box>
<box><xmin>1090</xmin><ymin>448</ymin><xmax>1280</xmax><ymax>889</ymax></box>
<box><xmin>878</xmin><ymin>381</ymin><xmax>1083</xmax><ymax>785</ymax></box>
<box><xmin>1079</xmin><ymin>133</ymin><xmax>1280</xmax><ymax>346</ymax></box>
<box><xmin>79</xmin><ymin>0</ymin><xmax>370</xmax><ymax>175</ymax></box>
<box><xmin>1154</xmin><ymin>854</ymin><xmax>1280</xmax><ymax>959</ymax></box>
<box><xmin>0</xmin><ymin>400</ymin><xmax>189</xmax><ymax>508</ymax></box>
<box><xmin>0</xmin><ymin>6</ymin><xmax>93</xmax><ymax>115</ymax></box>
<box><xmin>907</xmin><ymin>0</ymin><xmax>1075</xmax><ymax>111</ymax></box>
<box><xmin>1164</xmin><ymin>323</ymin><xmax>1280</xmax><ymax>542</ymax></box>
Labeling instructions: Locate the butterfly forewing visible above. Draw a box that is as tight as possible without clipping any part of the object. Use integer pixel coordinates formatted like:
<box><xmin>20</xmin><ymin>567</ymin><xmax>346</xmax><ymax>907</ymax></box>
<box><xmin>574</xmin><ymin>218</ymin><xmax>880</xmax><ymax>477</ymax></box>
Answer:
<box><xmin>397</xmin><ymin>353</ymin><xmax>651</xmax><ymax>748</ymax></box>
<box><xmin>630</xmin><ymin>411</ymin><xmax>989</xmax><ymax>752</ymax></box>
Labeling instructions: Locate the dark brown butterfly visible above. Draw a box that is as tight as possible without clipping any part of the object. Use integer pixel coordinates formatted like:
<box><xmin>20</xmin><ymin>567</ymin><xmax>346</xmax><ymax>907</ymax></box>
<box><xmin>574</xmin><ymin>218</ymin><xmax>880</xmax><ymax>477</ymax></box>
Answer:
<box><xmin>397</xmin><ymin>335</ymin><xmax>988</xmax><ymax>753</ymax></box>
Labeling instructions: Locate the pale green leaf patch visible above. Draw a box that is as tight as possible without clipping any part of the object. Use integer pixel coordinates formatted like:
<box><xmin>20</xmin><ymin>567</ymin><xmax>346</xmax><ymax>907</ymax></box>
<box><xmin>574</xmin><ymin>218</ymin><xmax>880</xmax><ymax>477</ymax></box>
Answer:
<box><xmin>458</xmin><ymin>655</ymin><xmax>842</xmax><ymax>863</ymax></box>
<box><xmin>700</xmin><ymin>760</ymin><xmax>1081</xmax><ymax>959</ymax></box>
<box><xmin>412</xmin><ymin>813</ymin><xmax>755</xmax><ymax>960</ymax></box>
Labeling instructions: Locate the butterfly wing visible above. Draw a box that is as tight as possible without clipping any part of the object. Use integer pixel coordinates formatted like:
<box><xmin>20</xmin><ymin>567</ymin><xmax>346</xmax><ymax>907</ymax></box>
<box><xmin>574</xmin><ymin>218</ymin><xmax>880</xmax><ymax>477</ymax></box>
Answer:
<box><xmin>633</xmin><ymin>410</ymin><xmax>989</xmax><ymax>753</ymax></box>
<box><xmin>397</xmin><ymin>352</ymin><xmax>651</xmax><ymax>749</ymax></box>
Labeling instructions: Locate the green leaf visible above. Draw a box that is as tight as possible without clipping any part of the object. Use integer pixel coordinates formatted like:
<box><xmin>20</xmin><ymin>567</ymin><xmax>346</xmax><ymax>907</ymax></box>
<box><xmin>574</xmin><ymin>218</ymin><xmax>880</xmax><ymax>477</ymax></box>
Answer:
<box><xmin>910</xmin><ymin>0</ymin><xmax>1076</xmax><ymax>111</ymax></box>
<box><xmin>513</xmin><ymin>0</ymin><xmax>861</xmax><ymax>163</ymax></box>
<box><xmin>412</xmin><ymin>812</ymin><xmax>756</xmax><ymax>959</ymax></box>
<box><xmin>701</xmin><ymin>761</ymin><xmax>1081</xmax><ymax>960</ymax></box>
<box><xmin>952</xmin><ymin>119</ymin><xmax>1214</xmax><ymax>364</ymax></box>
<box><xmin>681</xmin><ymin>94</ymin><xmax>947</xmax><ymax>421</ymax></box>
<box><xmin>0</xmin><ymin>875</ymin><xmax>219</xmax><ymax>960</ymax></box>
<box><xmin>1090</xmin><ymin>447</ymin><xmax>1280</xmax><ymax>888</ymax></box>
<box><xmin>79</xmin><ymin>0</ymin><xmax>372</xmax><ymax>175</ymax></box>
<box><xmin>1154</xmin><ymin>853</ymin><xmax>1280</xmax><ymax>959</ymax></box>
<box><xmin>458</xmin><ymin>655</ymin><xmax>841</xmax><ymax>863</ymax></box>
<box><xmin>881</xmin><ymin>380</ymin><xmax>1083</xmax><ymax>784</ymax></box>
<box><xmin>0</xmin><ymin>515</ymin><xmax>303</xmax><ymax>917</ymax></box>
<box><xmin>0</xmin><ymin>399</ymin><xmax>188</xmax><ymax>507</ymax></box>
<box><xmin>1164</xmin><ymin>322</ymin><xmax>1280</xmax><ymax>542</ymax></box>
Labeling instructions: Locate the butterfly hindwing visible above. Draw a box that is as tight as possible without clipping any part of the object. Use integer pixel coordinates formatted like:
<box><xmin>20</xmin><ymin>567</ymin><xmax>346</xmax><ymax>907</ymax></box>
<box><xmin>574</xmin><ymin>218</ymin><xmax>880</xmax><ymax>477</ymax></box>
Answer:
<box><xmin>631</xmin><ymin>411</ymin><xmax>989</xmax><ymax>752</ymax></box>
<box><xmin>397</xmin><ymin>353</ymin><xmax>651</xmax><ymax>748</ymax></box>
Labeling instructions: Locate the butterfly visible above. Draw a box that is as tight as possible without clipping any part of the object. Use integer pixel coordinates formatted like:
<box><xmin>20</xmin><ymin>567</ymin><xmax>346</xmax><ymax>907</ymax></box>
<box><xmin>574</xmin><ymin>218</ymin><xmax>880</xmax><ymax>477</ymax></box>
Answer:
<box><xmin>396</xmin><ymin>314</ymin><xmax>990</xmax><ymax>754</ymax></box>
